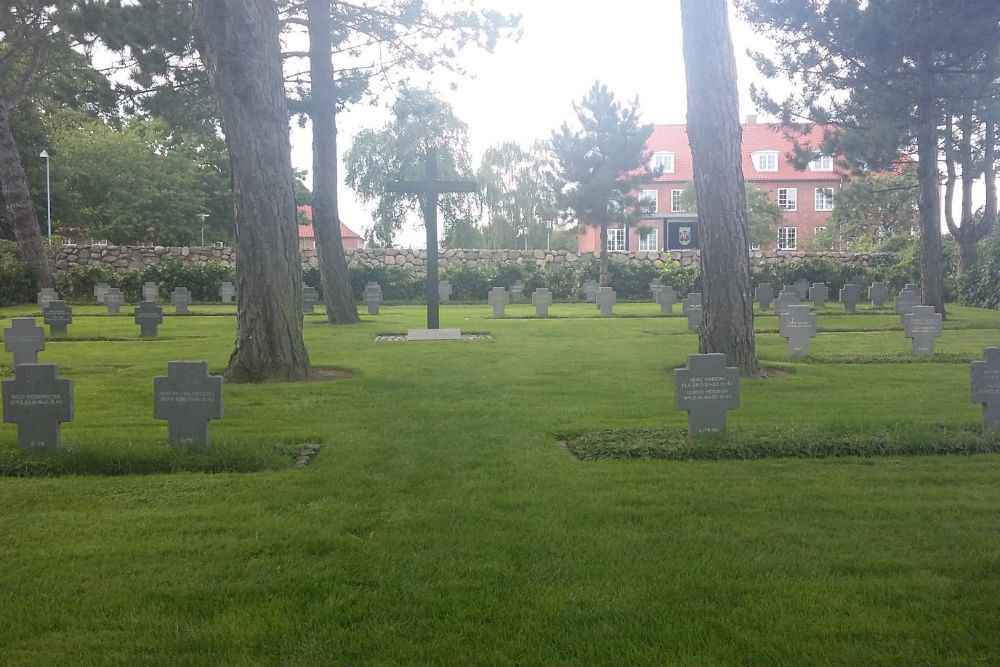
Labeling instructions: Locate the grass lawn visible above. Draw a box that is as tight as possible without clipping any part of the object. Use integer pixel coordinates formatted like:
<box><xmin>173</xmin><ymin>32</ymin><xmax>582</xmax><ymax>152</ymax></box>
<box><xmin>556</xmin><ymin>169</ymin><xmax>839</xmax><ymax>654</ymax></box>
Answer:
<box><xmin>2</xmin><ymin>299</ymin><xmax>1000</xmax><ymax>666</ymax></box>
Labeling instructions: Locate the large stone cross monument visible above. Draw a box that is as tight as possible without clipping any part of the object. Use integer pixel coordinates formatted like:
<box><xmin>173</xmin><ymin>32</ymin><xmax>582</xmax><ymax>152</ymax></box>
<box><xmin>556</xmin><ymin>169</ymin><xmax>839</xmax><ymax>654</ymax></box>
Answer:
<box><xmin>386</xmin><ymin>147</ymin><xmax>476</xmax><ymax>330</ymax></box>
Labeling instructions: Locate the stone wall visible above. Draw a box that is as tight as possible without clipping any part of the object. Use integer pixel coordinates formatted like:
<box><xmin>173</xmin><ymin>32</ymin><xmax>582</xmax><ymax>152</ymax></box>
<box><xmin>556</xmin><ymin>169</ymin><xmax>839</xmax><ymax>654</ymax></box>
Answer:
<box><xmin>48</xmin><ymin>243</ymin><xmax>893</xmax><ymax>275</ymax></box>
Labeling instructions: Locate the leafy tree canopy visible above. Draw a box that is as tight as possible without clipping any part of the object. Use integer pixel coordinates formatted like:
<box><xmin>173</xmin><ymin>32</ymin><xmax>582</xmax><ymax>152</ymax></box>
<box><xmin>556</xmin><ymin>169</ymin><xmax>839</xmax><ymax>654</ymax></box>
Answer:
<box><xmin>478</xmin><ymin>140</ymin><xmax>558</xmax><ymax>250</ymax></box>
<box><xmin>343</xmin><ymin>86</ymin><xmax>478</xmax><ymax>247</ymax></box>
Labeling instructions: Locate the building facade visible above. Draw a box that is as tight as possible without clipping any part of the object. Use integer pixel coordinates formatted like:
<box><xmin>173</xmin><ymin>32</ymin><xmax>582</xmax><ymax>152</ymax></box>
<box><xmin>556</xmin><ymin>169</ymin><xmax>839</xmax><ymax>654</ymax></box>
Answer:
<box><xmin>296</xmin><ymin>205</ymin><xmax>364</xmax><ymax>251</ymax></box>
<box><xmin>577</xmin><ymin>116</ymin><xmax>849</xmax><ymax>253</ymax></box>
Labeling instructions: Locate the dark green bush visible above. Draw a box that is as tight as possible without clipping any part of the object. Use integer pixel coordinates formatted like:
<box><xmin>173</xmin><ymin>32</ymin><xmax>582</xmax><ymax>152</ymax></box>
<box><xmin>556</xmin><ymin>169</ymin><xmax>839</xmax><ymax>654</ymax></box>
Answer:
<box><xmin>0</xmin><ymin>240</ymin><xmax>37</xmax><ymax>306</ymax></box>
<box><xmin>56</xmin><ymin>264</ymin><xmax>137</xmax><ymax>301</ymax></box>
<box><xmin>347</xmin><ymin>262</ymin><xmax>425</xmax><ymax>301</ymax></box>
<box><xmin>56</xmin><ymin>258</ymin><xmax>234</xmax><ymax>303</ymax></box>
<box><xmin>608</xmin><ymin>260</ymin><xmax>662</xmax><ymax>299</ymax></box>
<box><xmin>537</xmin><ymin>261</ymin><xmax>581</xmax><ymax>300</ymax></box>
<box><xmin>658</xmin><ymin>263</ymin><xmax>701</xmax><ymax>296</ymax></box>
<box><xmin>959</xmin><ymin>227</ymin><xmax>1000</xmax><ymax>309</ymax></box>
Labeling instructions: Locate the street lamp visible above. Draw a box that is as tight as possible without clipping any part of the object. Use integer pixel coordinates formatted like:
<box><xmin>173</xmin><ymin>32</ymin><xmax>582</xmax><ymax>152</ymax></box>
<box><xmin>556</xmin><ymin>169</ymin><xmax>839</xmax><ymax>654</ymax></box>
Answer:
<box><xmin>196</xmin><ymin>213</ymin><xmax>209</xmax><ymax>246</ymax></box>
<box><xmin>39</xmin><ymin>150</ymin><xmax>50</xmax><ymax>243</ymax></box>
<box><xmin>545</xmin><ymin>220</ymin><xmax>554</xmax><ymax>251</ymax></box>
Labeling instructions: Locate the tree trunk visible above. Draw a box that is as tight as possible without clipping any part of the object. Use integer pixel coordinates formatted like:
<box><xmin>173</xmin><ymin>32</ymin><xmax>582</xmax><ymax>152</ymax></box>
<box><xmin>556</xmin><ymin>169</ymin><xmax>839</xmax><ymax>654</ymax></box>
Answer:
<box><xmin>193</xmin><ymin>0</ymin><xmax>313</xmax><ymax>383</ymax></box>
<box><xmin>680</xmin><ymin>0</ymin><xmax>759</xmax><ymax>377</ymax></box>
<box><xmin>307</xmin><ymin>0</ymin><xmax>360</xmax><ymax>324</ymax></box>
<box><xmin>598</xmin><ymin>224</ymin><xmax>608</xmax><ymax>287</ymax></box>
<box><xmin>915</xmin><ymin>58</ymin><xmax>946</xmax><ymax>317</ymax></box>
<box><xmin>0</xmin><ymin>93</ymin><xmax>53</xmax><ymax>290</ymax></box>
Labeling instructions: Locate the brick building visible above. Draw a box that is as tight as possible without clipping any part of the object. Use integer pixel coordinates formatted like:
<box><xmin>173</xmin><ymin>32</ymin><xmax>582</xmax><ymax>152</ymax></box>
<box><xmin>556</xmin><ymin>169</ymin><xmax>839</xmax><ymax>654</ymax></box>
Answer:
<box><xmin>296</xmin><ymin>205</ymin><xmax>364</xmax><ymax>251</ymax></box>
<box><xmin>577</xmin><ymin>116</ymin><xmax>849</xmax><ymax>253</ymax></box>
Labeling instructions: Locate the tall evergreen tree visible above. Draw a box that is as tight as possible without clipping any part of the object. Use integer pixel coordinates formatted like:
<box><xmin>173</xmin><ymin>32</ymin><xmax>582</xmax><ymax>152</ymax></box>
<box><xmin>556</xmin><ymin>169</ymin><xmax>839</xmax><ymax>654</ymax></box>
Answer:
<box><xmin>550</xmin><ymin>81</ymin><xmax>654</xmax><ymax>288</ymax></box>
<box><xmin>680</xmin><ymin>0</ymin><xmax>759</xmax><ymax>377</ymax></box>
<box><xmin>193</xmin><ymin>0</ymin><xmax>313</xmax><ymax>383</ymax></box>
<box><xmin>737</xmin><ymin>0</ymin><xmax>1000</xmax><ymax>316</ymax></box>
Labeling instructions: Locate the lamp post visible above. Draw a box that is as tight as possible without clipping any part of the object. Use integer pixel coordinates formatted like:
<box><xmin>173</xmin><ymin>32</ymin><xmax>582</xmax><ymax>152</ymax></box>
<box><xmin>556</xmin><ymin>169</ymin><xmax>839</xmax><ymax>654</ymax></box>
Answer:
<box><xmin>196</xmin><ymin>213</ymin><xmax>209</xmax><ymax>246</ymax></box>
<box><xmin>39</xmin><ymin>150</ymin><xmax>51</xmax><ymax>243</ymax></box>
<box><xmin>545</xmin><ymin>220</ymin><xmax>554</xmax><ymax>251</ymax></box>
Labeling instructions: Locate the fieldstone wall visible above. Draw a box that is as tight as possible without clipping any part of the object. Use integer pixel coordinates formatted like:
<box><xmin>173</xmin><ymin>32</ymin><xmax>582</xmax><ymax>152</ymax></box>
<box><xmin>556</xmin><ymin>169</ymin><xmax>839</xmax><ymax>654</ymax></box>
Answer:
<box><xmin>48</xmin><ymin>243</ymin><xmax>893</xmax><ymax>275</ymax></box>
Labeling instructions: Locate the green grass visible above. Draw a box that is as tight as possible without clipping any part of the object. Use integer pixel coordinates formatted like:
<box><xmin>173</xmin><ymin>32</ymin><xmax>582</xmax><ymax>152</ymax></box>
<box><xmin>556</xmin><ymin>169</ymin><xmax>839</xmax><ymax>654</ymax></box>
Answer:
<box><xmin>2</xmin><ymin>301</ymin><xmax>1000</xmax><ymax>665</ymax></box>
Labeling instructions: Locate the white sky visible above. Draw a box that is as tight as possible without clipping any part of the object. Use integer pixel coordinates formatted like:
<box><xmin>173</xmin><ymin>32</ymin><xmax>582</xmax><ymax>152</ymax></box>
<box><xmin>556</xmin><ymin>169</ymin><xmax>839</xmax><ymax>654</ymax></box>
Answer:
<box><xmin>289</xmin><ymin>1</ymin><xmax>781</xmax><ymax>247</ymax></box>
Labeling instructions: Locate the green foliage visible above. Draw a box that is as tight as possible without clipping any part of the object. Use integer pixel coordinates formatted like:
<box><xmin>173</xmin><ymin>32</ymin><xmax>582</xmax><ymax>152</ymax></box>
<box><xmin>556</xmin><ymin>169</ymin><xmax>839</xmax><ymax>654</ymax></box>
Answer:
<box><xmin>658</xmin><ymin>263</ymin><xmax>701</xmax><ymax>295</ymax></box>
<box><xmin>829</xmin><ymin>164</ymin><xmax>920</xmax><ymax>250</ymax></box>
<box><xmin>441</xmin><ymin>262</ymin><xmax>492</xmax><ymax>300</ymax></box>
<box><xmin>346</xmin><ymin>263</ymin><xmax>426</xmax><ymax>302</ymax></box>
<box><xmin>959</xmin><ymin>227</ymin><xmax>1000</xmax><ymax>309</ymax></box>
<box><xmin>343</xmin><ymin>87</ymin><xmax>479</xmax><ymax>247</ymax></box>
<box><xmin>564</xmin><ymin>425</ymin><xmax>1000</xmax><ymax>461</ymax></box>
<box><xmin>607</xmin><ymin>260</ymin><xmax>662</xmax><ymax>299</ymax></box>
<box><xmin>873</xmin><ymin>236</ymin><xmax>958</xmax><ymax>298</ymax></box>
<box><xmin>0</xmin><ymin>240</ymin><xmax>36</xmax><ymax>306</ymax></box>
<box><xmin>55</xmin><ymin>258</ymin><xmax>234</xmax><ymax>302</ymax></box>
<box><xmin>550</xmin><ymin>82</ymin><xmax>654</xmax><ymax>234</ymax></box>
<box><xmin>478</xmin><ymin>140</ymin><xmax>559</xmax><ymax>249</ymax></box>
<box><xmin>47</xmin><ymin>112</ymin><xmax>230</xmax><ymax>245</ymax></box>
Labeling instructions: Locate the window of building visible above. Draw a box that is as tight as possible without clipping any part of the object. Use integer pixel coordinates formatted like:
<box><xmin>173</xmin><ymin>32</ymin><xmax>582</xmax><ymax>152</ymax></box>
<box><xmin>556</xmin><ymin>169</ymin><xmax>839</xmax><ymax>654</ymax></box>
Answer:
<box><xmin>777</xmin><ymin>227</ymin><xmax>797</xmax><ymax>250</ymax></box>
<box><xmin>815</xmin><ymin>187</ymin><xmax>835</xmax><ymax>211</ymax></box>
<box><xmin>750</xmin><ymin>242</ymin><xmax>761</xmax><ymax>251</ymax></box>
<box><xmin>671</xmin><ymin>189</ymin><xmax>684</xmax><ymax>213</ymax></box>
<box><xmin>639</xmin><ymin>189</ymin><xmax>658</xmax><ymax>213</ymax></box>
<box><xmin>809</xmin><ymin>154</ymin><xmax>834</xmax><ymax>171</ymax></box>
<box><xmin>777</xmin><ymin>188</ymin><xmax>797</xmax><ymax>211</ymax></box>
<box><xmin>814</xmin><ymin>226</ymin><xmax>826</xmax><ymax>235</ymax></box>
<box><xmin>638</xmin><ymin>227</ymin><xmax>658</xmax><ymax>251</ymax></box>
<box><xmin>650</xmin><ymin>151</ymin><xmax>674</xmax><ymax>174</ymax></box>
<box><xmin>607</xmin><ymin>227</ymin><xmax>625</xmax><ymax>252</ymax></box>
<box><xmin>751</xmin><ymin>150</ymin><xmax>779</xmax><ymax>172</ymax></box>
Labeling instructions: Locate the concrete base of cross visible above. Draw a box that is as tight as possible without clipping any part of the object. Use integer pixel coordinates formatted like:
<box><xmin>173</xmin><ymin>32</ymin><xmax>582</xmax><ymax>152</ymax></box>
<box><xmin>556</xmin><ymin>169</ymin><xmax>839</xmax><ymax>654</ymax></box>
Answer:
<box><xmin>406</xmin><ymin>328</ymin><xmax>462</xmax><ymax>341</ymax></box>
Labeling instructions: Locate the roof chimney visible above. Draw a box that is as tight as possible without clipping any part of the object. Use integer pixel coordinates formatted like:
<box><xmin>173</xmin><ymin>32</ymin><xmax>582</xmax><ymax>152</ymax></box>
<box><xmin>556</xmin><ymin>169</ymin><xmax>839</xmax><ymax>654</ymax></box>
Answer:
<box><xmin>745</xmin><ymin>114</ymin><xmax>758</xmax><ymax>126</ymax></box>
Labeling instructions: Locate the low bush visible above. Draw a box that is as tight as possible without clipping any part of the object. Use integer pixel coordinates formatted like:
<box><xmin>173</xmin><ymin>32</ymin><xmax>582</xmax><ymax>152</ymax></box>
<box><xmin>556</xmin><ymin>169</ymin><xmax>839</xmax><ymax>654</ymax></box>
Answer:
<box><xmin>563</xmin><ymin>424</ymin><xmax>1000</xmax><ymax>462</ymax></box>
<box><xmin>959</xmin><ymin>227</ymin><xmax>1000</xmax><ymax>309</ymax></box>
<box><xmin>0</xmin><ymin>240</ymin><xmax>37</xmax><ymax>306</ymax></box>
<box><xmin>57</xmin><ymin>258</ymin><xmax>235</xmax><ymax>302</ymax></box>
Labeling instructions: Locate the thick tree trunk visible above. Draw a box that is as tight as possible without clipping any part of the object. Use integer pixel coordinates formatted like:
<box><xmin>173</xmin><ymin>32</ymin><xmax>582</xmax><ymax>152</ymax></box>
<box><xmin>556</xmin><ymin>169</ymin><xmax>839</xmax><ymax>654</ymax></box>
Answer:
<box><xmin>915</xmin><ymin>54</ymin><xmax>946</xmax><ymax>317</ymax></box>
<box><xmin>193</xmin><ymin>0</ymin><xmax>313</xmax><ymax>382</ymax></box>
<box><xmin>680</xmin><ymin>0</ymin><xmax>759</xmax><ymax>377</ymax></box>
<box><xmin>307</xmin><ymin>0</ymin><xmax>360</xmax><ymax>324</ymax></box>
<box><xmin>0</xmin><ymin>94</ymin><xmax>53</xmax><ymax>290</ymax></box>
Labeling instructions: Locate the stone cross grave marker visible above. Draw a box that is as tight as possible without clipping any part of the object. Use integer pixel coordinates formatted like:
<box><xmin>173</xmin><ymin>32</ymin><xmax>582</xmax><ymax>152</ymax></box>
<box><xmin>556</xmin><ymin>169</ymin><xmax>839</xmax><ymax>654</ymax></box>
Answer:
<box><xmin>779</xmin><ymin>304</ymin><xmax>818</xmax><ymax>356</ymax></box>
<box><xmin>848</xmin><ymin>274</ymin><xmax>867</xmax><ymax>289</ymax></box>
<box><xmin>650</xmin><ymin>280</ymin><xmax>661</xmax><ymax>296</ymax></box>
<box><xmin>488</xmin><ymin>286</ymin><xmax>509</xmax><ymax>317</ymax></box>
<box><xmin>363</xmin><ymin>282</ymin><xmax>383</xmax><ymax>315</ymax></box>
<box><xmin>93</xmin><ymin>282</ymin><xmax>110</xmax><ymax>304</ymax></box>
<box><xmin>219</xmin><ymin>281</ymin><xmax>235</xmax><ymax>304</ymax></box>
<box><xmin>171</xmin><ymin>286</ymin><xmax>192</xmax><ymax>314</ymax></box>
<box><xmin>905</xmin><ymin>283</ymin><xmax>920</xmax><ymax>291</ymax></box>
<box><xmin>104</xmin><ymin>287</ymin><xmax>125</xmax><ymax>313</ymax></box>
<box><xmin>37</xmin><ymin>287</ymin><xmax>58</xmax><ymax>308</ymax></box>
<box><xmin>583</xmin><ymin>279</ymin><xmax>598</xmax><ymax>302</ymax></box>
<box><xmin>755</xmin><ymin>282</ymin><xmax>774</xmax><ymax>311</ymax></box>
<box><xmin>301</xmin><ymin>285</ymin><xmax>318</xmax><ymax>313</ymax></box>
<box><xmin>43</xmin><ymin>301</ymin><xmax>73</xmax><ymax>335</ymax></box>
<box><xmin>656</xmin><ymin>285</ymin><xmax>677</xmax><ymax>313</ymax></box>
<box><xmin>674</xmin><ymin>353</ymin><xmax>740</xmax><ymax>437</ymax></box>
<box><xmin>134</xmin><ymin>301</ymin><xmax>164</xmax><ymax>337</ymax></box>
<box><xmin>4</xmin><ymin>318</ymin><xmax>45</xmax><ymax>365</ymax></box>
<box><xmin>531</xmin><ymin>288</ymin><xmax>553</xmax><ymax>317</ymax></box>
<box><xmin>596</xmin><ymin>287</ymin><xmax>616</xmax><ymax>316</ymax></box>
<box><xmin>902</xmin><ymin>305</ymin><xmax>942</xmax><ymax>355</ymax></box>
<box><xmin>142</xmin><ymin>282</ymin><xmax>159</xmax><ymax>303</ymax></box>
<box><xmin>438</xmin><ymin>280</ymin><xmax>452</xmax><ymax>303</ymax></box>
<box><xmin>774</xmin><ymin>288</ymin><xmax>800</xmax><ymax>315</ymax></box>
<box><xmin>894</xmin><ymin>288</ymin><xmax>921</xmax><ymax>320</ymax></box>
<box><xmin>2</xmin><ymin>363</ymin><xmax>73</xmax><ymax>451</ymax></box>
<box><xmin>869</xmin><ymin>282</ymin><xmax>888</xmax><ymax>308</ymax></box>
<box><xmin>386</xmin><ymin>147</ymin><xmax>477</xmax><ymax>329</ymax></box>
<box><xmin>153</xmin><ymin>360</ymin><xmax>223</xmax><ymax>448</ymax></box>
<box><xmin>971</xmin><ymin>347</ymin><xmax>1000</xmax><ymax>431</ymax></box>
<box><xmin>510</xmin><ymin>281</ymin><xmax>525</xmax><ymax>302</ymax></box>
<box><xmin>792</xmin><ymin>278</ymin><xmax>810</xmax><ymax>300</ymax></box>
<box><xmin>839</xmin><ymin>283</ymin><xmax>861</xmax><ymax>314</ymax></box>
<box><xmin>810</xmin><ymin>282</ymin><xmax>829</xmax><ymax>308</ymax></box>
<box><xmin>682</xmin><ymin>293</ymin><xmax>703</xmax><ymax>330</ymax></box>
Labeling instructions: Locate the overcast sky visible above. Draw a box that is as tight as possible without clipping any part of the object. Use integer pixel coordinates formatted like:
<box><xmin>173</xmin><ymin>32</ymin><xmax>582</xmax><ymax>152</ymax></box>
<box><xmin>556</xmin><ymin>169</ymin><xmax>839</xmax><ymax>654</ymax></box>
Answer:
<box><xmin>289</xmin><ymin>1</ymin><xmax>782</xmax><ymax>247</ymax></box>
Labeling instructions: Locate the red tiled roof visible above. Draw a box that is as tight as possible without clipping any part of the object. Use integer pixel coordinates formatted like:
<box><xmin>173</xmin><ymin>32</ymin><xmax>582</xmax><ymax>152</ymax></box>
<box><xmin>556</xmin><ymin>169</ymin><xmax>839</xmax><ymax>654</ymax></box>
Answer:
<box><xmin>647</xmin><ymin>120</ymin><xmax>848</xmax><ymax>182</ymax></box>
<box><xmin>296</xmin><ymin>205</ymin><xmax>362</xmax><ymax>239</ymax></box>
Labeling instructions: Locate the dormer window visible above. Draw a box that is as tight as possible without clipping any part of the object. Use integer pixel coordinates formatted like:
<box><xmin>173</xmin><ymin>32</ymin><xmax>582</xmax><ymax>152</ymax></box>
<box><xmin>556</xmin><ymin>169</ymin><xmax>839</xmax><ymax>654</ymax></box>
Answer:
<box><xmin>751</xmin><ymin>150</ymin><xmax>779</xmax><ymax>172</ymax></box>
<box><xmin>650</xmin><ymin>151</ymin><xmax>674</xmax><ymax>174</ymax></box>
<box><xmin>809</xmin><ymin>154</ymin><xmax>834</xmax><ymax>171</ymax></box>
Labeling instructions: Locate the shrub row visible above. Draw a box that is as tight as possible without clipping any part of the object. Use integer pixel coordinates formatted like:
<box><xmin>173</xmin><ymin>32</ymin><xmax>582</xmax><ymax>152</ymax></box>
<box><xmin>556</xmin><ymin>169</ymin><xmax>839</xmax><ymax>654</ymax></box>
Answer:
<box><xmin>55</xmin><ymin>258</ymin><xmax>235</xmax><ymax>302</ymax></box>
<box><xmin>0</xmin><ymin>240</ymin><xmax>36</xmax><ymax>307</ymax></box>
